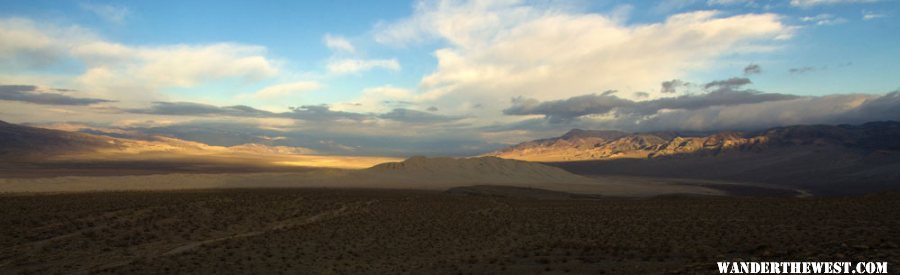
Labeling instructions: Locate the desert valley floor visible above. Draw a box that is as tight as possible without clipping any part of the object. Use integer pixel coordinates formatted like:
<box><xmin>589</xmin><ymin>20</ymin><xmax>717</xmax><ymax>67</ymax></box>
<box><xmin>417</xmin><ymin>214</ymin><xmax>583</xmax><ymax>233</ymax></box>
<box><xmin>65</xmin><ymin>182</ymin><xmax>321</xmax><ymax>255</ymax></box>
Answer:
<box><xmin>1</xmin><ymin>188</ymin><xmax>898</xmax><ymax>274</ymax></box>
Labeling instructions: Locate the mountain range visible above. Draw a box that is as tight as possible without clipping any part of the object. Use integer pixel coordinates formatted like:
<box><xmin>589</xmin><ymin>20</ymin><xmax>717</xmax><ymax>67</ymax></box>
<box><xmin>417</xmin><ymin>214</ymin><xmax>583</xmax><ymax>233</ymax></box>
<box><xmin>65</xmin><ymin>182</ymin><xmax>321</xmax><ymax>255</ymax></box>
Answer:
<box><xmin>2</xmin><ymin>119</ymin><xmax>899</xmax><ymax>195</ymax></box>
<box><xmin>0</xmin><ymin>120</ymin><xmax>395</xmax><ymax>171</ymax></box>
<box><xmin>490</xmin><ymin>122</ymin><xmax>900</xmax><ymax>161</ymax></box>
<box><xmin>490</xmin><ymin>121</ymin><xmax>900</xmax><ymax>195</ymax></box>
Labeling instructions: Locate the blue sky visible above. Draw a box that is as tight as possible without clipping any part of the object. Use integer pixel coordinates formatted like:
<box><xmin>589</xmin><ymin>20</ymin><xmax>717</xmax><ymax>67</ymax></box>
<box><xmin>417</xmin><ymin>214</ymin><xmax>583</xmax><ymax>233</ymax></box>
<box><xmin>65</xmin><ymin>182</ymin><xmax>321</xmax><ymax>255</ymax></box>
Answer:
<box><xmin>1</xmin><ymin>0</ymin><xmax>899</xmax><ymax>156</ymax></box>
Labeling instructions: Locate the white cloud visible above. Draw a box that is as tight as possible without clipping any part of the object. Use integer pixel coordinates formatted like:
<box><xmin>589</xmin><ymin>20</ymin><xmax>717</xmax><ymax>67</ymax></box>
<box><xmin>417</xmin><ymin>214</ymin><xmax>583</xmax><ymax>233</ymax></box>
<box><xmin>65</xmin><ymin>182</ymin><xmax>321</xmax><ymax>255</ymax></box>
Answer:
<box><xmin>0</xmin><ymin>18</ymin><xmax>92</xmax><ymax>68</ymax></box>
<box><xmin>373</xmin><ymin>0</ymin><xmax>542</xmax><ymax>47</ymax></box>
<box><xmin>247</xmin><ymin>81</ymin><xmax>322</xmax><ymax>99</ymax></box>
<box><xmin>800</xmin><ymin>14</ymin><xmax>848</xmax><ymax>25</ymax></box>
<box><xmin>74</xmin><ymin>42</ymin><xmax>278</xmax><ymax>86</ymax></box>
<box><xmin>327</xmin><ymin>58</ymin><xmax>400</xmax><ymax>74</ymax></box>
<box><xmin>80</xmin><ymin>3</ymin><xmax>130</xmax><ymax>24</ymax></box>
<box><xmin>0</xmin><ymin>17</ymin><xmax>281</xmax><ymax>103</ymax></box>
<box><xmin>323</xmin><ymin>34</ymin><xmax>355</xmax><ymax>53</ymax></box>
<box><xmin>790</xmin><ymin>0</ymin><xmax>879</xmax><ymax>8</ymax></box>
<box><xmin>374</xmin><ymin>1</ymin><xmax>792</xmax><ymax>118</ymax></box>
<box><xmin>862</xmin><ymin>11</ymin><xmax>886</xmax><ymax>20</ymax></box>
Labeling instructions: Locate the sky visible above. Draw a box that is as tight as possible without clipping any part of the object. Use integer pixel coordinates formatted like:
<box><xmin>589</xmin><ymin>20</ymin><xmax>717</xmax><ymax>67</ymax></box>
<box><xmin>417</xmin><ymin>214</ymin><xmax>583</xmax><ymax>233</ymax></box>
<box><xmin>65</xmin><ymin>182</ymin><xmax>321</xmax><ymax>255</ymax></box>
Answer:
<box><xmin>1</xmin><ymin>0</ymin><xmax>899</xmax><ymax>156</ymax></box>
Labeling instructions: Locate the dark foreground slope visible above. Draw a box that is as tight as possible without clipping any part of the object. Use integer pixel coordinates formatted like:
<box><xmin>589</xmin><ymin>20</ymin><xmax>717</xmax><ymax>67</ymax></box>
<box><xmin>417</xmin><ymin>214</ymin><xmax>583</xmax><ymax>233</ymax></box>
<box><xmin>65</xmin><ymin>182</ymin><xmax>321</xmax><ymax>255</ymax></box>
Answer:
<box><xmin>1</xmin><ymin>189</ymin><xmax>897</xmax><ymax>274</ymax></box>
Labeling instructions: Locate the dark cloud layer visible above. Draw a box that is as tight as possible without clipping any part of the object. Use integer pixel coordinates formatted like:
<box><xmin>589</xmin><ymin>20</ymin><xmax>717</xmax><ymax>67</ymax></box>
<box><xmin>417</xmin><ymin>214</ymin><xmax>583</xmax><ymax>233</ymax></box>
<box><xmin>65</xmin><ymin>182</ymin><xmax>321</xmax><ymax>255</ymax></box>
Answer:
<box><xmin>703</xmin><ymin>77</ymin><xmax>751</xmax><ymax>90</ymax></box>
<box><xmin>127</xmin><ymin>102</ymin><xmax>275</xmax><ymax>117</ymax></box>
<box><xmin>503</xmin><ymin>87</ymin><xmax>799</xmax><ymax>122</ymax></box>
<box><xmin>660</xmin><ymin>79</ymin><xmax>687</xmax><ymax>93</ymax></box>
<box><xmin>632</xmin><ymin>90</ymin><xmax>799</xmax><ymax>115</ymax></box>
<box><xmin>285</xmin><ymin>105</ymin><xmax>370</xmax><ymax>121</ymax></box>
<box><xmin>627</xmin><ymin>92</ymin><xmax>900</xmax><ymax>132</ymax></box>
<box><xmin>377</xmin><ymin>108</ymin><xmax>462</xmax><ymax>123</ymax></box>
<box><xmin>743</xmin><ymin>64</ymin><xmax>761</xmax><ymax>75</ymax></box>
<box><xmin>500</xmin><ymin>90</ymin><xmax>900</xmax><ymax>133</ymax></box>
<box><xmin>0</xmin><ymin>85</ymin><xmax>114</xmax><ymax>106</ymax></box>
<box><xmin>789</xmin><ymin>66</ymin><xmax>816</xmax><ymax>74</ymax></box>
<box><xmin>503</xmin><ymin>92</ymin><xmax>635</xmax><ymax>123</ymax></box>
<box><xmin>121</xmin><ymin>101</ymin><xmax>463</xmax><ymax>124</ymax></box>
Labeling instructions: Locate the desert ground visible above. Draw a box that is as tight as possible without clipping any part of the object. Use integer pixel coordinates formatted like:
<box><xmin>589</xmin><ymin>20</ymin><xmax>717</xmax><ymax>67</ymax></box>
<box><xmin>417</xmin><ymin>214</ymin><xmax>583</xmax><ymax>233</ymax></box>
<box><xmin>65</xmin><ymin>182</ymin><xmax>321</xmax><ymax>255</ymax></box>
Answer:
<box><xmin>1</xmin><ymin>188</ymin><xmax>897</xmax><ymax>274</ymax></box>
<box><xmin>0</xmin><ymin>154</ymin><xmax>891</xmax><ymax>275</ymax></box>
<box><xmin>0</xmin><ymin>156</ymin><xmax>812</xmax><ymax>198</ymax></box>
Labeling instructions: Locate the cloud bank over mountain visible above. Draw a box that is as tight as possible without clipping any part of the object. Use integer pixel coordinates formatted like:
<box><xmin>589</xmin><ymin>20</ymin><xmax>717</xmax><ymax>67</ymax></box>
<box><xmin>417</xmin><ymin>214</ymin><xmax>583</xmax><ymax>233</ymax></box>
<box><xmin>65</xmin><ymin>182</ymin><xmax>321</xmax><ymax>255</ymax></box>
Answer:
<box><xmin>373</xmin><ymin>1</ymin><xmax>791</xmax><ymax>116</ymax></box>
<box><xmin>1</xmin><ymin>0</ymin><xmax>898</xmax><ymax>156</ymax></box>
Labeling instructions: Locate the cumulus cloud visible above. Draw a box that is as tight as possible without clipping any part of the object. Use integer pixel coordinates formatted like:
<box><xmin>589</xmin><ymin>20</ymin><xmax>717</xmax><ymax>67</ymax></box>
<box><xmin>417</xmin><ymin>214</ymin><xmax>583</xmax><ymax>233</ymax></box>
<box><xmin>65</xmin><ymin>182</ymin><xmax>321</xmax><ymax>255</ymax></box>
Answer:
<box><xmin>0</xmin><ymin>18</ymin><xmax>77</xmax><ymax>68</ymax></box>
<box><xmin>73</xmin><ymin>43</ymin><xmax>278</xmax><ymax>88</ymax></box>
<box><xmin>790</xmin><ymin>0</ymin><xmax>880</xmax><ymax>8</ymax></box>
<box><xmin>0</xmin><ymin>85</ymin><xmax>114</xmax><ymax>105</ymax></box>
<box><xmin>374</xmin><ymin>1</ymin><xmax>791</xmax><ymax>116</ymax></box>
<box><xmin>327</xmin><ymin>58</ymin><xmax>401</xmax><ymax>74</ymax></box>
<box><xmin>0</xmin><ymin>18</ymin><xmax>280</xmax><ymax>102</ymax></box>
<box><xmin>323</xmin><ymin>34</ymin><xmax>355</xmax><ymax>53</ymax></box>
<box><xmin>744</xmin><ymin>64</ymin><xmax>762</xmax><ymax>75</ymax></box>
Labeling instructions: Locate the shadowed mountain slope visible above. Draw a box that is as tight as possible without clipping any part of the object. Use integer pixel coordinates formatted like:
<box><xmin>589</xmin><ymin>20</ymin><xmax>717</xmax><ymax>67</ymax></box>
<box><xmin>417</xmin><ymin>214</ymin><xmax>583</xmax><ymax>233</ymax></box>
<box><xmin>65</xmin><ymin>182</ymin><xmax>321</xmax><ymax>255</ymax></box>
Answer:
<box><xmin>0</xmin><ymin>120</ymin><xmax>117</xmax><ymax>158</ymax></box>
<box><xmin>0</xmin><ymin>120</ymin><xmax>394</xmax><ymax>170</ymax></box>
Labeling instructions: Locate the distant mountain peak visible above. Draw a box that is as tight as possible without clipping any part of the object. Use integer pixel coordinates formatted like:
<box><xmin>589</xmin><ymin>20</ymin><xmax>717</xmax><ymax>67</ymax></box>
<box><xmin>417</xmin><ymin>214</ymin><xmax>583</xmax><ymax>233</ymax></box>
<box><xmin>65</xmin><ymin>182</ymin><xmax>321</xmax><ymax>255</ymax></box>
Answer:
<box><xmin>560</xmin><ymin>129</ymin><xmax>627</xmax><ymax>140</ymax></box>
